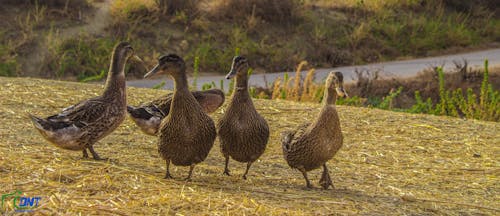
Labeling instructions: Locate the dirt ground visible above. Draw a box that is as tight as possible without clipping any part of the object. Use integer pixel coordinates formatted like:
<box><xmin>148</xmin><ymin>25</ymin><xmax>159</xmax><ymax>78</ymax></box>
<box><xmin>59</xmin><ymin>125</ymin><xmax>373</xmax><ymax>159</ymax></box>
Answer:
<box><xmin>0</xmin><ymin>77</ymin><xmax>498</xmax><ymax>215</ymax></box>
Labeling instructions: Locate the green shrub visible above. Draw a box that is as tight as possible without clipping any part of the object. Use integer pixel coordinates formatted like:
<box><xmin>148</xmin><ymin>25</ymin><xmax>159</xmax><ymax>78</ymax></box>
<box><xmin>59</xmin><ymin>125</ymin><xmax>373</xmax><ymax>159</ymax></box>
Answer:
<box><xmin>202</xmin><ymin>81</ymin><xmax>217</xmax><ymax>91</ymax></box>
<box><xmin>191</xmin><ymin>56</ymin><xmax>199</xmax><ymax>90</ymax></box>
<box><xmin>408</xmin><ymin>61</ymin><xmax>499</xmax><ymax>121</ymax></box>
<box><xmin>0</xmin><ymin>60</ymin><xmax>17</xmax><ymax>77</ymax></box>
<box><xmin>409</xmin><ymin>91</ymin><xmax>434</xmax><ymax>113</ymax></box>
<box><xmin>152</xmin><ymin>81</ymin><xmax>166</xmax><ymax>89</ymax></box>
<box><xmin>336</xmin><ymin>96</ymin><xmax>365</xmax><ymax>106</ymax></box>
<box><xmin>378</xmin><ymin>87</ymin><xmax>403</xmax><ymax>110</ymax></box>
<box><xmin>45</xmin><ymin>35</ymin><xmax>116</xmax><ymax>80</ymax></box>
<box><xmin>0</xmin><ymin>44</ymin><xmax>18</xmax><ymax>77</ymax></box>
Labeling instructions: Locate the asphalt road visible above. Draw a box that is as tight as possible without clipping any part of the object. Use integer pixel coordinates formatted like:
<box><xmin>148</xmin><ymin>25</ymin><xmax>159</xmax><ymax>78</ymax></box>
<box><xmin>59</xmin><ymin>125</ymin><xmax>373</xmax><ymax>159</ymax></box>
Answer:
<box><xmin>127</xmin><ymin>48</ymin><xmax>500</xmax><ymax>90</ymax></box>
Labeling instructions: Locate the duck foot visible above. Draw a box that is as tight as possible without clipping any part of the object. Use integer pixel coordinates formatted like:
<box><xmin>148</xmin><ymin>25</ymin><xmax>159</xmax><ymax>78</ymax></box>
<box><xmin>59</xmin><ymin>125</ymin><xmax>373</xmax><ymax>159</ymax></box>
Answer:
<box><xmin>82</xmin><ymin>149</ymin><xmax>89</xmax><ymax>158</ymax></box>
<box><xmin>299</xmin><ymin>168</ymin><xmax>313</xmax><ymax>189</ymax></box>
<box><xmin>223</xmin><ymin>156</ymin><xmax>231</xmax><ymax>176</ymax></box>
<box><xmin>184</xmin><ymin>164</ymin><xmax>195</xmax><ymax>181</ymax></box>
<box><xmin>164</xmin><ymin>160</ymin><xmax>173</xmax><ymax>179</ymax></box>
<box><xmin>88</xmin><ymin>146</ymin><xmax>107</xmax><ymax>161</ymax></box>
<box><xmin>242</xmin><ymin>162</ymin><xmax>253</xmax><ymax>180</ymax></box>
<box><xmin>319</xmin><ymin>164</ymin><xmax>335</xmax><ymax>190</ymax></box>
<box><xmin>164</xmin><ymin>172</ymin><xmax>173</xmax><ymax>179</ymax></box>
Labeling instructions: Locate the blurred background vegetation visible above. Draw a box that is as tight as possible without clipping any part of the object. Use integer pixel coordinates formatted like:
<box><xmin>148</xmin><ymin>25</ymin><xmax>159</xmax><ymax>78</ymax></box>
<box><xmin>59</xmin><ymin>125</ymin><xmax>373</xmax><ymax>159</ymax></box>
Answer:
<box><xmin>0</xmin><ymin>0</ymin><xmax>498</xmax><ymax>121</ymax></box>
<box><xmin>0</xmin><ymin>0</ymin><xmax>498</xmax><ymax>80</ymax></box>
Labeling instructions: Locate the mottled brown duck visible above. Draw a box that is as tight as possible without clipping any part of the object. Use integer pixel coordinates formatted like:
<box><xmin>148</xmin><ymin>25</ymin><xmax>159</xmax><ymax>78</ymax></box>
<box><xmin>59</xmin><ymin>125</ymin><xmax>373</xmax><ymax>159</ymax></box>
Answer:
<box><xmin>127</xmin><ymin>89</ymin><xmax>224</xmax><ymax>136</ymax></box>
<box><xmin>217</xmin><ymin>56</ymin><xmax>270</xmax><ymax>180</ymax></box>
<box><xmin>281</xmin><ymin>71</ymin><xmax>347</xmax><ymax>189</ymax></box>
<box><xmin>29</xmin><ymin>42</ymin><xmax>143</xmax><ymax>160</ymax></box>
<box><xmin>143</xmin><ymin>54</ymin><xmax>217</xmax><ymax>180</ymax></box>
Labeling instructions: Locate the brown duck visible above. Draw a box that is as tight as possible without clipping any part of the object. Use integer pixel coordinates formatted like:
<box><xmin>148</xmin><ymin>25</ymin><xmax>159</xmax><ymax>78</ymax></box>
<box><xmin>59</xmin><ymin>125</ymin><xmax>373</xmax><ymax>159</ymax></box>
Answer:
<box><xmin>143</xmin><ymin>54</ymin><xmax>216</xmax><ymax>180</ymax></box>
<box><xmin>281</xmin><ymin>71</ymin><xmax>347</xmax><ymax>189</ymax></box>
<box><xmin>127</xmin><ymin>89</ymin><xmax>225</xmax><ymax>136</ymax></box>
<box><xmin>217</xmin><ymin>56</ymin><xmax>270</xmax><ymax>179</ymax></box>
<box><xmin>29</xmin><ymin>42</ymin><xmax>143</xmax><ymax>160</ymax></box>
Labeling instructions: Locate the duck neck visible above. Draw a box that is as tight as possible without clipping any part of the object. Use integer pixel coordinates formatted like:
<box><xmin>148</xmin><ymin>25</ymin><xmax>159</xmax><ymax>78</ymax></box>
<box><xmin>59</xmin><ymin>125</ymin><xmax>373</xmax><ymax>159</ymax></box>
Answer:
<box><xmin>323</xmin><ymin>87</ymin><xmax>337</xmax><ymax>106</ymax></box>
<box><xmin>172</xmin><ymin>71</ymin><xmax>190</xmax><ymax>93</ymax></box>
<box><xmin>232</xmin><ymin>73</ymin><xmax>250</xmax><ymax>100</ymax></box>
<box><xmin>103</xmin><ymin>52</ymin><xmax>127</xmax><ymax>99</ymax></box>
<box><xmin>169</xmin><ymin>70</ymin><xmax>194</xmax><ymax>116</ymax></box>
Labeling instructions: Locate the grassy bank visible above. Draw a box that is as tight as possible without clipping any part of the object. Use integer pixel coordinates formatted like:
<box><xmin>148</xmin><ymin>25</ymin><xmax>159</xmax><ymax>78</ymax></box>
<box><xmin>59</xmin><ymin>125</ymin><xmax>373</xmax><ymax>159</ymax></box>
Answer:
<box><xmin>1</xmin><ymin>77</ymin><xmax>499</xmax><ymax>214</ymax></box>
<box><xmin>0</xmin><ymin>0</ymin><xmax>499</xmax><ymax>80</ymax></box>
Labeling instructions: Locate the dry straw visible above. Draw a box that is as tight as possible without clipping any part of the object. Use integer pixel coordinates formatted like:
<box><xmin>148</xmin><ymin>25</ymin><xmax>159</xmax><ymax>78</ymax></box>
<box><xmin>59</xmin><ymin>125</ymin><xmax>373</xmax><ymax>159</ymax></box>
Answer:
<box><xmin>0</xmin><ymin>77</ymin><xmax>498</xmax><ymax>215</ymax></box>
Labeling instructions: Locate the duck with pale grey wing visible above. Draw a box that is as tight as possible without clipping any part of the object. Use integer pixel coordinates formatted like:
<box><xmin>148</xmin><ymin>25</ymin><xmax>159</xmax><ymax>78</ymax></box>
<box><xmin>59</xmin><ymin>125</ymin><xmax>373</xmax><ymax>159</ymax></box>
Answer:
<box><xmin>29</xmin><ymin>42</ymin><xmax>144</xmax><ymax>160</ymax></box>
<box><xmin>281</xmin><ymin>71</ymin><xmax>347</xmax><ymax>189</ymax></box>
<box><xmin>217</xmin><ymin>56</ymin><xmax>269</xmax><ymax>180</ymax></box>
<box><xmin>143</xmin><ymin>54</ymin><xmax>216</xmax><ymax>180</ymax></box>
<box><xmin>127</xmin><ymin>88</ymin><xmax>225</xmax><ymax>136</ymax></box>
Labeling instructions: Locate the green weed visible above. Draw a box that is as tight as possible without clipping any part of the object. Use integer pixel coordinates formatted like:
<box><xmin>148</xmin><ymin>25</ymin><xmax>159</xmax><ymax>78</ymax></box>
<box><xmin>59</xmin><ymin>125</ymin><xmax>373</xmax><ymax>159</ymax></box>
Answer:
<box><xmin>152</xmin><ymin>81</ymin><xmax>166</xmax><ymax>89</ymax></box>
<box><xmin>192</xmin><ymin>56</ymin><xmax>199</xmax><ymax>90</ymax></box>
<box><xmin>409</xmin><ymin>60</ymin><xmax>499</xmax><ymax>121</ymax></box>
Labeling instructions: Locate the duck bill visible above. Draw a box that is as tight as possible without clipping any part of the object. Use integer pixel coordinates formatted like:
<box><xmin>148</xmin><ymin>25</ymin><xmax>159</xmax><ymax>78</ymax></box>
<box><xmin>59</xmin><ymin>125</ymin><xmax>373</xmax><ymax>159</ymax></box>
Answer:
<box><xmin>144</xmin><ymin>64</ymin><xmax>161</xmax><ymax>78</ymax></box>
<box><xmin>336</xmin><ymin>87</ymin><xmax>348</xmax><ymax>98</ymax></box>
<box><xmin>131</xmin><ymin>55</ymin><xmax>148</xmax><ymax>74</ymax></box>
<box><xmin>130</xmin><ymin>55</ymin><xmax>144</xmax><ymax>64</ymax></box>
<box><xmin>225</xmin><ymin>68</ymin><xmax>237</xmax><ymax>79</ymax></box>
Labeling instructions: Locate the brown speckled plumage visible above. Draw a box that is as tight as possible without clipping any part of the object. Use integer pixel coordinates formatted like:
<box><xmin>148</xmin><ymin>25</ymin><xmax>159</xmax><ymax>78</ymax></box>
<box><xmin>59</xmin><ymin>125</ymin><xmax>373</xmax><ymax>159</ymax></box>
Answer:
<box><xmin>144</xmin><ymin>54</ymin><xmax>216</xmax><ymax>180</ymax></box>
<box><xmin>128</xmin><ymin>89</ymin><xmax>225</xmax><ymax>136</ymax></box>
<box><xmin>29</xmin><ymin>42</ymin><xmax>141</xmax><ymax>160</ymax></box>
<box><xmin>217</xmin><ymin>56</ymin><xmax>270</xmax><ymax>179</ymax></box>
<box><xmin>281</xmin><ymin>71</ymin><xmax>347</xmax><ymax>189</ymax></box>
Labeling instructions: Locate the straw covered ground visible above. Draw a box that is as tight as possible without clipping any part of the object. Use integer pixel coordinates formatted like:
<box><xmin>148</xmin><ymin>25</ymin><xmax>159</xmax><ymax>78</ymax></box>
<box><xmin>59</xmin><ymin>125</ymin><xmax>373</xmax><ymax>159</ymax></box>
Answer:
<box><xmin>0</xmin><ymin>77</ymin><xmax>498</xmax><ymax>215</ymax></box>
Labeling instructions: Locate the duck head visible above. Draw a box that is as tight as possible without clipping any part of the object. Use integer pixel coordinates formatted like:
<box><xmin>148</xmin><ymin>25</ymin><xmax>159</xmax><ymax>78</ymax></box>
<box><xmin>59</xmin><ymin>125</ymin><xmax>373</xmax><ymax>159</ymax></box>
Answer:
<box><xmin>225</xmin><ymin>56</ymin><xmax>249</xmax><ymax>79</ymax></box>
<box><xmin>114</xmin><ymin>42</ymin><xmax>143</xmax><ymax>64</ymax></box>
<box><xmin>144</xmin><ymin>54</ymin><xmax>186</xmax><ymax>78</ymax></box>
<box><xmin>109</xmin><ymin>42</ymin><xmax>144</xmax><ymax>76</ymax></box>
<box><xmin>325</xmin><ymin>71</ymin><xmax>348</xmax><ymax>98</ymax></box>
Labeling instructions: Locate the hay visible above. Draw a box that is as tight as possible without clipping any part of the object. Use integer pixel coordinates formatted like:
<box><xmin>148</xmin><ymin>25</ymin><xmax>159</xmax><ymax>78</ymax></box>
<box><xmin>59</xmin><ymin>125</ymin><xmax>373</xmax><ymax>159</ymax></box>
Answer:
<box><xmin>0</xmin><ymin>77</ymin><xmax>498</xmax><ymax>215</ymax></box>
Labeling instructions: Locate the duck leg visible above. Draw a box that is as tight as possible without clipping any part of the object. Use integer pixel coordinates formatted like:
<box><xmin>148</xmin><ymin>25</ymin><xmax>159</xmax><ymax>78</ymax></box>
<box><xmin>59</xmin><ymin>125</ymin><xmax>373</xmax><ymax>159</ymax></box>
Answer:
<box><xmin>299</xmin><ymin>167</ymin><xmax>312</xmax><ymax>189</ymax></box>
<box><xmin>223</xmin><ymin>156</ymin><xmax>231</xmax><ymax>176</ymax></box>
<box><xmin>82</xmin><ymin>149</ymin><xmax>89</xmax><ymax>158</ymax></box>
<box><xmin>185</xmin><ymin>164</ymin><xmax>195</xmax><ymax>181</ymax></box>
<box><xmin>242</xmin><ymin>162</ymin><xmax>253</xmax><ymax>180</ymax></box>
<box><xmin>88</xmin><ymin>146</ymin><xmax>107</xmax><ymax>160</ymax></box>
<box><xmin>164</xmin><ymin>159</ymin><xmax>173</xmax><ymax>179</ymax></box>
<box><xmin>319</xmin><ymin>163</ymin><xmax>335</xmax><ymax>189</ymax></box>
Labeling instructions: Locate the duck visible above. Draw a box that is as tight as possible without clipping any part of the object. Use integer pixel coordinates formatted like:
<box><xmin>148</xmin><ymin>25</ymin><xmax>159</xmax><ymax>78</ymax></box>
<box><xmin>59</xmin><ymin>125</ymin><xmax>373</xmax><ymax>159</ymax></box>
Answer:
<box><xmin>217</xmin><ymin>56</ymin><xmax>269</xmax><ymax>180</ymax></box>
<box><xmin>281</xmin><ymin>71</ymin><xmax>347</xmax><ymax>189</ymax></box>
<box><xmin>143</xmin><ymin>54</ymin><xmax>217</xmax><ymax>180</ymax></box>
<box><xmin>127</xmin><ymin>89</ymin><xmax>225</xmax><ymax>136</ymax></box>
<box><xmin>29</xmin><ymin>42</ymin><xmax>143</xmax><ymax>160</ymax></box>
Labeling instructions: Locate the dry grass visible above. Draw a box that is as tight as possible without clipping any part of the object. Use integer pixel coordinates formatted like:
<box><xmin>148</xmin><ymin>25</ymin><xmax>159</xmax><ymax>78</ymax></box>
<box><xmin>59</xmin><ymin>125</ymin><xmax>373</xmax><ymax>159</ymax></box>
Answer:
<box><xmin>0</xmin><ymin>77</ymin><xmax>499</xmax><ymax>215</ymax></box>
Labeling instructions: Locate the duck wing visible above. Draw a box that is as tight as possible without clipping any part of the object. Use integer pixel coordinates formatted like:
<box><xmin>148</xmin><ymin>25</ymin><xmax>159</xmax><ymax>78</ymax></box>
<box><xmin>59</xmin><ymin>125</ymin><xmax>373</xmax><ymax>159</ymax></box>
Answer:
<box><xmin>47</xmin><ymin>97</ymin><xmax>108</xmax><ymax>126</ymax></box>
<box><xmin>281</xmin><ymin>123</ymin><xmax>310</xmax><ymax>153</ymax></box>
<box><xmin>145</xmin><ymin>89</ymin><xmax>225</xmax><ymax>116</ymax></box>
<box><xmin>127</xmin><ymin>104</ymin><xmax>165</xmax><ymax>120</ymax></box>
<box><xmin>192</xmin><ymin>89</ymin><xmax>225</xmax><ymax>113</ymax></box>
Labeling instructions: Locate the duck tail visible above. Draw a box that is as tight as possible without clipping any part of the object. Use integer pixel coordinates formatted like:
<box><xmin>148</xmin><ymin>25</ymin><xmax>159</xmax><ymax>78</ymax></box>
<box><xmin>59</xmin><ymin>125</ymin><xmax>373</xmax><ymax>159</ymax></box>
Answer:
<box><xmin>127</xmin><ymin>105</ymin><xmax>156</xmax><ymax>120</ymax></box>
<box><xmin>28</xmin><ymin>113</ymin><xmax>49</xmax><ymax>131</ymax></box>
<box><xmin>126</xmin><ymin>105</ymin><xmax>136</xmax><ymax>114</ymax></box>
<box><xmin>280</xmin><ymin>131</ymin><xmax>293</xmax><ymax>152</ymax></box>
<box><xmin>127</xmin><ymin>105</ymin><xmax>142</xmax><ymax>118</ymax></box>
